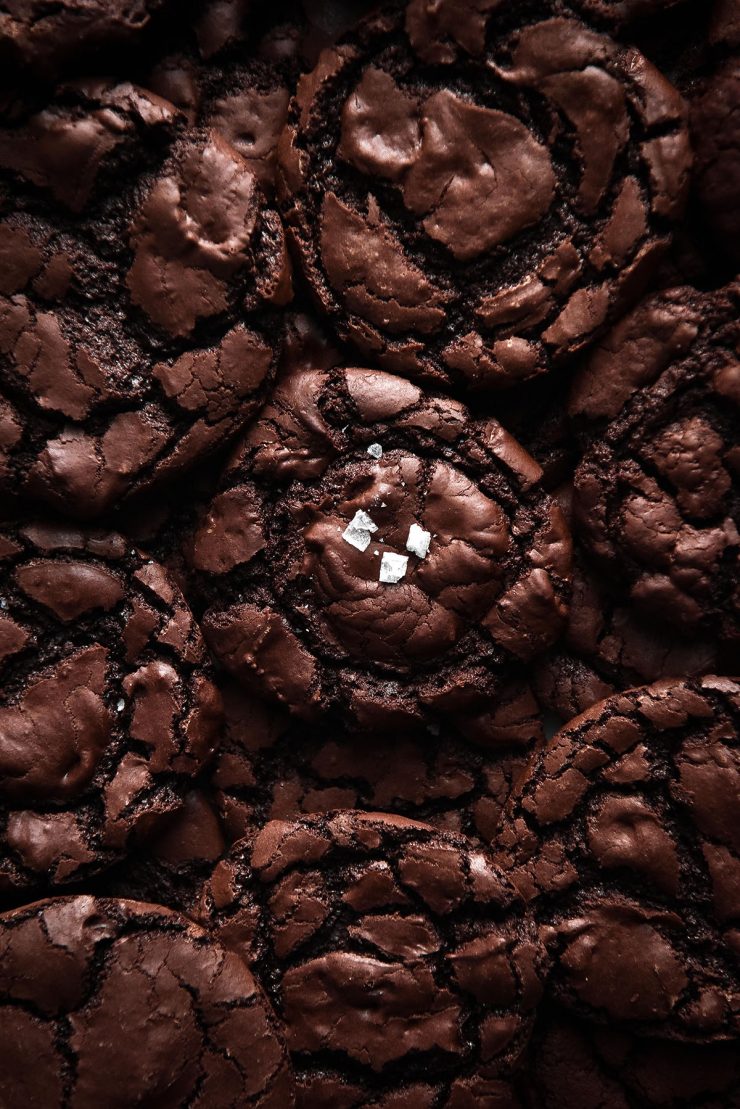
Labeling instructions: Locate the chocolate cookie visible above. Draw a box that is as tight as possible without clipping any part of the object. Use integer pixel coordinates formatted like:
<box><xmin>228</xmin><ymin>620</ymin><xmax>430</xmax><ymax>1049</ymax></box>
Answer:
<box><xmin>0</xmin><ymin>0</ymin><xmax>171</xmax><ymax>81</ymax></box>
<box><xmin>691</xmin><ymin>61</ymin><xmax>740</xmax><ymax>267</ymax></box>
<box><xmin>199</xmin><ymin>810</ymin><xmax>549</xmax><ymax>1104</ymax></box>
<box><xmin>0</xmin><ymin>520</ymin><xmax>222</xmax><ymax>894</ymax></box>
<box><xmin>277</xmin><ymin>0</ymin><xmax>690</xmax><ymax>392</ymax></box>
<box><xmin>0</xmin><ymin>78</ymin><xmax>290</xmax><ymax>518</ymax></box>
<box><xmin>0</xmin><ymin>895</ymin><xmax>295</xmax><ymax>1108</ymax></box>
<box><xmin>523</xmin><ymin>1008</ymin><xmax>740</xmax><ymax>1108</ymax></box>
<box><xmin>496</xmin><ymin>676</ymin><xmax>740</xmax><ymax>1041</ymax></box>
<box><xmin>570</xmin><ymin>283</ymin><xmax>740</xmax><ymax>647</ymax></box>
<box><xmin>191</xmin><ymin>361</ymin><xmax>572</xmax><ymax>734</ymax></box>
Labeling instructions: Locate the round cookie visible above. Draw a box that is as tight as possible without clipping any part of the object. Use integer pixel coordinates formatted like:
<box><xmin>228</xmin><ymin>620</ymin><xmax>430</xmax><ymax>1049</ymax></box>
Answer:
<box><xmin>496</xmin><ymin>676</ymin><xmax>740</xmax><ymax>1042</ymax></box>
<box><xmin>199</xmin><ymin>810</ymin><xmax>549</xmax><ymax>1105</ymax></box>
<box><xmin>0</xmin><ymin>0</ymin><xmax>171</xmax><ymax>81</ymax></box>
<box><xmin>277</xmin><ymin>0</ymin><xmax>690</xmax><ymax>392</ymax></box>
<box><xmin>570</xmin><ymin>283</ymin><xmax>740</xmax><ymax>647</ymax></box>
<box><xmin>691</xmin><ymin>61</ymin><xmax>740</xmax><ymax>267</ymax></box>
<box><xmin>523</xmin><ymin>1008</ymin><xmax>740</xmax><ymax>1108</ymax></box>
<box><xmin>0</xmin><ymin>895</ymin><xmax>295</xmax><ymax>1108</ymax></box>
<box><xmin>0</xmin><ymin>78</ymin><xmax>290</xmax><ymax>518</ymax></box>
<box><xmin>99</xmin><ymin>679</ymin><xmax>543</xmax><ymax>913</ymax></box>
<box><xmin>190</xmin><ymin>361</ymin><xmax>572</xmax><ymax>734</ymax></box>
<box><xmin>0</xmin><ymin>520</ymin><xmax>222</xmax><ymax>894</ymax></box>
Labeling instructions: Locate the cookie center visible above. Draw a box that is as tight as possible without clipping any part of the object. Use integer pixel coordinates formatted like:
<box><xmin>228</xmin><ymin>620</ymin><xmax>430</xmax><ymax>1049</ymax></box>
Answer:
<box><xmin>300</xmin><ymin>451</ymin><xmax>510</xmax><ymax>665</ymax></box>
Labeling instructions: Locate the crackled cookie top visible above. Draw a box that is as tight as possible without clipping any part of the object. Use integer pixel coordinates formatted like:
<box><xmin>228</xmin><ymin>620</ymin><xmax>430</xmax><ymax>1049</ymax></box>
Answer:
<box><xmin>0</xmin><ymin>520</ymin><xmax>222</xmax><ymax>892</ymax></box>
<box><xmin>190</xmin><ymin>363</ymin><xmax>571</xmax><ymax>733</ymax></box>
<box><xmin>0</xmin><ymin>79</ymin><xmax>290</xmax><ymax>518</ymax></box>
<box><xmin>497</xmin><ymin>676</ymin><xmax>740</xmax><ymax>1041</ymax></box>
<box><xmin>0</xmin><ymin>896</ymin><xmax>295</xmax><ymax>1108</ymax></box>
<box><xmin>570</xmin><ymin>284</ymin><xmax>740</xmax><ymax>646</ymax></box>
<box><xmin>199</xmin><ymin>810</ymin><xmax>548</xmax><ymax>1105</ymax></box>
<box><xmin>278</xmin><ymin>0</ymin><xmax>690</xmax><ymax>391</ymax></box>
<box><xmin>691</xmin><ymin>61</ymin><xmax>740</xmax><ymax>267</ymax></box>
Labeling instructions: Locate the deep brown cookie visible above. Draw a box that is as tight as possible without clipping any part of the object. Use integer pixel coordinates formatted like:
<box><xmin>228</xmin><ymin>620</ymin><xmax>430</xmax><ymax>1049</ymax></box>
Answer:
<box><xmin>188</xmin><ymin>361</ymin><xmax>571</xmax><ymax>733</ymax></box>
<box><xmin>569</xmin><ymin>283</ymin><xmax>740</xmax><ymax>647</ymax></box>
<box><xmin>198</xmin><ymin>810</ymin><xmax>549</xmax><ymax>1105</ymax></box>
<box><xmin>691</xmin><ymin>60</ymin><xmax>740</xmax><ymax>267</ymax></box>
<box><xmin>522</xmin><ymin>1008</ymin><xmax>740</xmax><ymax>1108</ymax></box>
<box><xmin>0</xmin><ymin>895</ymin><xmax>295</xmax><ymax>1108</ymax></box>
<box><xmin>0</xmin><ymin>520</ymin><xmax>222</xmax><ymax>894</ymax></box>
<box><xmin>0</xmin><ymin>78</ymin><xmax>291</xmax><ymax>518</ymax></box>
<box><xmin>497</xmin><ymin>676</ymin><xmax>740</xmax><ymax>1042</ymax></box>
<box><xmin>278</xmin><ymin>0</ymin><xmax>690</xmax><ymax>393</ymax></box>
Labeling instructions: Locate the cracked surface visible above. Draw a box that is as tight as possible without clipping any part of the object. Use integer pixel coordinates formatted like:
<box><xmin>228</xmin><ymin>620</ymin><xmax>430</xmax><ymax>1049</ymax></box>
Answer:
<box><xmin>198</xmin><ymin>810</ymin><xmax>548</xmax><ymax>1105</ymax></box>
<box><xmin>691</xmin><ymin>60</ymin><xmax>740</xmax><ymax>267</ymax></box>
<box><xmin>570</xmin><ymin>283</ymin><xmax>740</xmax><ymax>646</ymax></box>
<box><xmin>277</xmin><ymin>0</ymin><xmax>690</xmax><ymax>393</ymax></box>
<box><xmin>0</xmin><ymin>77</ymin><xmax>290</xmax><ymax>518</ymax></box>
<box><xmin>522</xmin><ymin>1007</ymin><xmax>740</xmax><ymax>1108</ymax></box>
<box><xmin>101</xmin><ymin>677</ymin><xmax>543</xmax><ymax>913</ymax></box>
<box><xmin>0</xmin><ymin>520</ymin><xmax>222</xmax><ymax>894</ymax></box>
<box><xmin>496</xmin><ymin>676</ymin><xmax>740</xmax><ymax>1041</ymax></box>
<box><xmin>189</xmin><ymin>360</ymin><xmax>572</xmax><ymax>732</ymax></box>
<box><xmin>0</xmin><ymin>0</ymin><xmax>172</xmax><ymax>80</ymax></box>
<box><xmin>0</xmin><ymin>895</ymin><xmax>295</xmax><ymax>1108</ymax></box>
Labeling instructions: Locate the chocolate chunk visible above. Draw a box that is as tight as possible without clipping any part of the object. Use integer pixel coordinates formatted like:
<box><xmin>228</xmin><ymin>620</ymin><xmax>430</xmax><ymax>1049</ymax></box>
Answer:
<box><xmin>0</xmin><ymin>895</ymin><xmax>295</xmax><ymax>1108</ymax></box>
<box><xmin>0</xmin><ymin>78</ymin><xmax>289</xmax><ymax>518</ymax></box>
<box><xmin>187</xmin><ymin>360</ymin><xmax>571</xmax><ymax>732</ymax></box>
<box><xmin>569</xmin><ymin>283</ymin><xmax>740</xmax><ymax>647</ymax></box>
<box><xmin>523</xmin><ymin>1008</ymin><xmax>740</xmax><ymax>1107</ymax></box>
<box><xmin>0</xmin><ymin>520</ymin><xmax>222</xmax><ymax>893</ymax></box>
<box><xmin>278</xmin><ymin>3</ymin><xmax>690</xmax><ymax>392</ymax></box>
<box><xmin>198</xmin><ymin>810</ymin><xmax>549</xmax><ymax>1102</ymax></box>
<box><xmin>497</xmin><ymin>676</ymin><xmax>740</xmax><ymax>1041</ymax></box>
<box><xmin>691</xmin><ymin>61</ymin><xmax>740</xmax><ymax>267</ymax></box>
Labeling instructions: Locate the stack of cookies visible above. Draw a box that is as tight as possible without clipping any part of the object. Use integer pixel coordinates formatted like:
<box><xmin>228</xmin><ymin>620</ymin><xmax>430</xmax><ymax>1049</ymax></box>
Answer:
<box><xmin>0</xmin><ymin>1</ymin><xmax>737</xmax><ymax>1106</ymax></box>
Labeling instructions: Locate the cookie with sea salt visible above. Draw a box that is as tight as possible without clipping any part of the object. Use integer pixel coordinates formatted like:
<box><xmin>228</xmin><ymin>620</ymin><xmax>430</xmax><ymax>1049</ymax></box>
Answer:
<box><xmin>0</xmin><ymin>520</ymin><xmax>222</xmax><ymax>894</ymax></box>
<box><xmin>496</xmin><ymin>676</ymin><xmax>740</xmax><ymax>1042</ymax></box>
<box><xmin>198</xmin><ymin>810</ymin><xmax>548</xmax><ymax>1105</ymax></box>
<box><xmin>277</xmin><ymin>0</ymin><xmax>690</xmax><ymax>392</ymax></box>
<box><xmin>569</xmin><ymin>283</ymin><xmax>740</xmax><ymax>648</ymax></box>
<box><xmin>188</xmin><ymin>362</ymin><xmax>572</xmax><ymax>733</ymax></box>
<box><xmin>0</xmin><ymin>895</ymin><xmax>295</xmax><ymax>1108</ymax></box>
<box><xmin>0</xmin><ymin>77</ymin><xmax>290</xmax><ymax>518</ymax></box>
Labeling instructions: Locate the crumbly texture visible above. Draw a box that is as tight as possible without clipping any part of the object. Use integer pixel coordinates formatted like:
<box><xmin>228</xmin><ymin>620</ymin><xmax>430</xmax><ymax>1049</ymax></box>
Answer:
<box><xmin>691</xmin><ymin>60</ymin><xmax>740</xmax><ymax>266</ymax></box>
<box><xmin>0</xmin><ymin>520</ymin><xmax>222</xmax><ymax>894</ymax></box>
<box><xmin>198</xmin><ymin>810</ymin><xmax>549</xmax><ymax>1104</ymax></box>
<box><xmin>0</xmin><ymin>78</ymin><xmax>290</xmax><ymax>518</ymax></box>
<box><xmin>496</xmin><ymin>676</ymin><xmax>740</xmax><ymax>1041</ymax></box>
<box><xmin>0</xmin><ymin>895</ymin><xmax>295</xmax><ymax>1108</ymax></box>
<box><xmin>522</xmin><ymin>1007</ymin><xmax>740</xmax><ymax>1108</ymax></box>
<box><xmin>569</xmin><ymin>283</ymin><xmax>740</xmax><ymax>646</ymax></box>
<box><xmin>0</xmin><ymin>0</ymin><xmax>172</xmax><ymax>80</ymax></box>
<box><xmin>277</xmin><ymin>0</ymin><xmax>690</xmax><ymax>393</ymax></box>
<box><xmin>189</xmin><ymin>362</ymin><xmax>572</xmax><ymax>733</ymax></box>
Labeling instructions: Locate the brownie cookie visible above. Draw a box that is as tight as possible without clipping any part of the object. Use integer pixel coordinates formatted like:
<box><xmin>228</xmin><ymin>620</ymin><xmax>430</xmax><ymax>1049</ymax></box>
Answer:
<box><xmin>497</xmin><ymin>676</ymin><xmax>740</xmax><ymax>1041</ymax></box>
<box><xmin>691</xmin><ymin>61</ymin><xmax>740</xmax><ymax>267</ymax></box>
<box><xmin>0</xmin><ymin>78</ymin><xmax>290</xmax><ymax>518</ymax></box>
<box><xmin>0</xmin><ymin>1</ymin><xmax>171</xmax><ymax>81</ymax></box>
<box><xmin>0</xmin><ymin>520</ymin><xmax>222</xmax><ymax>894</ymax></box>
<box><xmin>570</xmin><ymin>283</ymin><xmax>740</xmax><ymax>646</ymax></box>
<box><xmin>277</xmin><ymin>0</ymin><xmax>690</xmax><ymax>392</ymax></box>
<box><xmin>199</xmin><ymin>810</ymin><xmax>549</xmax><ymax>1104</ymax></box>
<box><xmin>0</xmin><ymin>895</ymin><xmax>295</xmax><ymax>1108</ymax></box>
<box><xmin>191</xmin><ymin>361</ymin><xmax>572</xmax><ymax>734</ymax></box>
<box><xmin>523</xmin><ymin>1008</ymin><xmax>740</xmax><ymax>1108</ymax></box>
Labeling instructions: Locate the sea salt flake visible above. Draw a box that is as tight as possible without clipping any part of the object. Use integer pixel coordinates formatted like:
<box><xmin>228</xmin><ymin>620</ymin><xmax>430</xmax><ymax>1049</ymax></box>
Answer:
<box><xmin>406</xmin><ymin>523</ymin><xmax>432</xmax><ymax>559</ymax></box>
<box><xmin>367</xmin><ymin>442</ymin><xmax>383</xmax><ymax>459</ymax></box>
<box><xmin>379</xmin><ymin>552</ymin><xmax>408</xmax><ymax>584</ymax></box>
<box><xmin>342</xmin><ymin>509</ymin><xmax>378</xmax><ymax>552</ymax></box>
